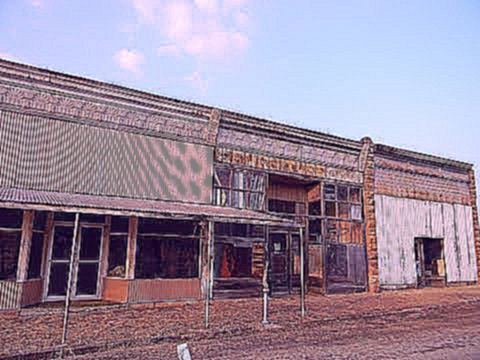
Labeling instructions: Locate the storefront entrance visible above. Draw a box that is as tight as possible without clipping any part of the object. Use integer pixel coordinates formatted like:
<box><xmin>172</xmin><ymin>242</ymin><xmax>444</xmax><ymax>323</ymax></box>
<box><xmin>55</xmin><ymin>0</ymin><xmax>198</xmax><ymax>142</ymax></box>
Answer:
<box><xmin>268</xmin><ymin>228</ymin><xmax>302</xmax><ymax>296</ymax></box>
<box><xmin>45</xmin><ymin>224</ymin><xmax>104</xmax><ymax>300</ymax></box>
<box><xmin>415</xmin><ymin>238</ymin><xmax>446</xmax><ymax>288</ymax></box>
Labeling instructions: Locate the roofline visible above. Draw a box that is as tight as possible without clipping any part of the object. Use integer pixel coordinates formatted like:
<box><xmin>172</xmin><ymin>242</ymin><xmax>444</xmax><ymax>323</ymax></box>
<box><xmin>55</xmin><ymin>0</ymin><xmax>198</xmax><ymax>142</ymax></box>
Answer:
<box><xmin>375</xmin><ymin>144</ymin><xmax>473</xmax><ymax>170</ymax></box>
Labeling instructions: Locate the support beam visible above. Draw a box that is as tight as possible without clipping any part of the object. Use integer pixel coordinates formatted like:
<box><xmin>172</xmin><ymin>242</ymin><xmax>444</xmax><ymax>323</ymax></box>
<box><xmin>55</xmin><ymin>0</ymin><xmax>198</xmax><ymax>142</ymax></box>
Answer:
<box><xmin>205</xmin><ymin>221</ymin><xmax>213</xmax><ymax>328</ymax></box>
<box><xmin>61</xmin><ymin>212</ymin><xmax>80</xmax><ymax>351</ymax></box>
<box><xmin>125</xmin><ymin>216</ymin><xmax>138</xmax><ymax>280</ymax></box>
<box><xmin>300</xmin><ymin>227</ymin><xmax>305</xmax><ymax>317</ymax></box>
<box><xmin>16</xmin><ymin>210</ymin><xmax>34</xmax><ymax>282</ymax></box>
<box><xmin>262</xmin><ymin>225</ymin><xmax>270</xmax><ymax>324</ymax></box>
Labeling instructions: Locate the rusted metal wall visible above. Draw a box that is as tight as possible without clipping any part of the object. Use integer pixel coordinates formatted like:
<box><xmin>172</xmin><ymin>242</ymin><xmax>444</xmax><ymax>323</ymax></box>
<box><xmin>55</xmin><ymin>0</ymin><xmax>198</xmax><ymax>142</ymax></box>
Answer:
<box><xmin>128</xmin><ymin>278</ymin><xmax>200</xmax><ymax>303</ymax></box>
<box><xmin>19</xmin><ymin>279</ymin><xmax>43</xmax><ymax>307</ymax></box>
<box><xmin>375</xmin><ymin>195</ymin><xmax>478</xmax><ymax>287</ymax></box>
<box><xmin>0</xmin><ymin>110</ymin><xmax>213</xmax><ymax>204</ymax></box>
<box><xmin>103</xmin><ymin>278</ymin><xmax>129</xmax><ymax>303</ymax></box>
<box><xmin>0</xmin><ymin>280</ymin><xmax>20</xmax><ymax>310</ymax></box>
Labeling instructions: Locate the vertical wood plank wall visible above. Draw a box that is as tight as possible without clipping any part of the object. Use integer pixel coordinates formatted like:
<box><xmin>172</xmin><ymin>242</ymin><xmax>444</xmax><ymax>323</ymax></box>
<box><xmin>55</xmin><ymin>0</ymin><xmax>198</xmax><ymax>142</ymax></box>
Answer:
<box><xmin>375</xmin><ymin>195</ymin><xmax>478</xmax><ymax>288</ymax></box>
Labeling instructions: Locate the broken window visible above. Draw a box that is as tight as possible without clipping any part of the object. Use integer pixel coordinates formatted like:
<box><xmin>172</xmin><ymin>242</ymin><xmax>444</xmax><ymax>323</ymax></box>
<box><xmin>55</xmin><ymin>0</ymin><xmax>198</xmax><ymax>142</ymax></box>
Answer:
<box><xmin>213</xmin><ymin>167</ymin><xmax>266</xmax><ymax>210</ymax></box>
<box><xmin>135</xmin><ymin>218</ymin><xmax>199</xmax><ymax>279</ymax></box>
<box><xmin>107</xmin><ymin>216</ymin><xmax>129</xmax><ymax>278</ymax></box>
<box><xmin>28</xmin><ymin>211</ymin><xmax>48</xmax><ymax>279</ymax></box>
<box><xmin>268</xmin><ymin>199</ymin><xmax>296</xmax><ymax>214</ymax></box>
<box><xmin>214</xmin><ymin>243</ymin><xmax>252</xmax><ymax>278</ymax></box>
<box><xmin>0</xmin><ymin>209</ymin><xmax>23</xmax><ymax>280</ymax></box>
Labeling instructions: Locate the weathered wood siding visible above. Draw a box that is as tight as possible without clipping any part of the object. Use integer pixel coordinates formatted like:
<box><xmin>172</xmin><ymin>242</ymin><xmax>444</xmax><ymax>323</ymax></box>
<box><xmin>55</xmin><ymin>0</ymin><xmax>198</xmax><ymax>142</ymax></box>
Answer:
<box><xmin>375</xmin><ymin>195</ymin><xmax>478</xmax><ymax>287</ymax></box>
<box><xmin>0</xmin><ymin>281</ymin><xmax>20</xmax><ymax>310</ymax></box>
<box><xmin>0</xmin><ymin>110</ymin><xmax>213</xmax><ymax>204</ymax></box>
<box><xmin>19</xmin><ymin>279</ymin><xmax>43</xmax><ymax>307</ymax></box>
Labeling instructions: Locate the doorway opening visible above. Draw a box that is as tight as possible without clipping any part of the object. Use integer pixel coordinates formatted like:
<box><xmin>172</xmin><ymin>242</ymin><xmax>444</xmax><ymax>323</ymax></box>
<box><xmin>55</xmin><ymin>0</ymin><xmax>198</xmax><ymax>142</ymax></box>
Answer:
<box><xmin>415</xmin><ymin>238</ymin><xmax>446</xmax><ymax>288</ymax></box>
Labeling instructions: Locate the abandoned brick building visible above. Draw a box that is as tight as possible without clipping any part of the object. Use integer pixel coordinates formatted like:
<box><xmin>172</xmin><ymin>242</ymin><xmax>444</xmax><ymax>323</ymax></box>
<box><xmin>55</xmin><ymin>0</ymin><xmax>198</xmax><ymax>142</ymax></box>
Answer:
<box><xmin>0</xmin><ymin>58</ymin><xmax>479</xmax><ymax>311</ymax></box>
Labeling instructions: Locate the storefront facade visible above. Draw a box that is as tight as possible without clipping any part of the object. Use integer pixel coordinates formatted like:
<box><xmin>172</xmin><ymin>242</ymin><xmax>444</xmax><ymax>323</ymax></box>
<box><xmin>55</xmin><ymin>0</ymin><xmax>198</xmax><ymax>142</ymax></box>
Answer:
<box><xmin>0</xmin><ymin>58</ymin><xmax>479</xmax><ymax>311</ymax></box>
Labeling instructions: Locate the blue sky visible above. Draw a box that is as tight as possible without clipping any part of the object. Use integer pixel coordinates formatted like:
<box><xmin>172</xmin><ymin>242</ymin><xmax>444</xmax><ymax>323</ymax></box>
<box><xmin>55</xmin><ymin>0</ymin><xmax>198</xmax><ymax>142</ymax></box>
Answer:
<box><xmin>1</xmin><ymin>0</ymin><xmax>480</xmax><ymax>197</ymax></box>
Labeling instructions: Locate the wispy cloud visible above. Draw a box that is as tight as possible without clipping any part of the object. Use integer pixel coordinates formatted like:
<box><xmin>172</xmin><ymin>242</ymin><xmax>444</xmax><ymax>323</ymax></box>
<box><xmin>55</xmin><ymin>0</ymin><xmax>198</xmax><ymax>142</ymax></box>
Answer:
<box><xmin>184</xmin><ymin>71</ymin><xmax>209</xmax><ymax>94</ymax></box>
<box><xmin>26</xmin><ymin>0</ymin><xmax>46</xmax><ymax>8</ymax></box>
<box><xmin>0</xmin><ymin>52</ymin><xmax>21</xmax><ymax>62</ymax></box>
<box><xmin>113</xmin><ymin>49</ymin><xmax>145</xmax><ymax>75</ymax></box>
<box><xmin>130</xmin><ymin>0</ymin><xmax>251</xmax><ymax>62</ymax></box>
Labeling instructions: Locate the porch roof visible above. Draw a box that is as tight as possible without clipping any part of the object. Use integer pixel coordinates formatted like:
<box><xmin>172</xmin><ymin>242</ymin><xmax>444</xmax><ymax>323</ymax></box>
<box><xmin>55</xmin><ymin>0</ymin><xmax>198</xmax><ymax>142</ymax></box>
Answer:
<box><xmin>0</xmin><ymin>188</ymin><xmax>300</xmax><ymax>226</ymax></box>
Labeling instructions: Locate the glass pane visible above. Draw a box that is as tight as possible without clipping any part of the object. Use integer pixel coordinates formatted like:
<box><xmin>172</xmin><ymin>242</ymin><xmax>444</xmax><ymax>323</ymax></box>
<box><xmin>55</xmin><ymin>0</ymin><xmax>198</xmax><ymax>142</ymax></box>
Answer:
<box><xmin>108</xmin><ymin>235</ymin><xmax>127</xmax><ymax>277</ymax></box>
<box><xmin>352</xmin><ymin>222</ymin><xmax>363</xmax><ymax>244</ymax></box>
<box><xmin>28</xmin><ymin>232</ymin><xmax>44</xmax><ymax>279</ymax></box>
<box><xmin>326</xmin><ymin>220</ymin><xmax>338</xmax><ymax>242</ymax></box>
<box><xmin>248</xmin><ymin>192</ymin><xmax>264</xmax><ymax>210</ymax></box>
<box><xmin>232</xmin><ymin>171</ymin><xmax>244</xmax><ymax>189</ymax></box>
<box><xmin>54</xmin><ymin>212</ymin><xmax>76</xmax><ymax>222</ymax></box>
<box><xmin>214</xmin><ymin>168</ymin><xmax>231</xmax><ymax>187</ymax></box>
<box><xmin>350</xmin><ymin>188</ymin><xmax>361</xmax><ymax>203</ymax></box>
<box><xmin>33</xmin><ymin>211</ymin><xmax>48</xmax><ymax>231</ymax></box>
<box><xmin>48</xmin><ymin>262</ymin><xmax>69</xmax><ymax>296</ymax></box>
<box><xmin>325</xmin><ymin>201</ymin><xmax>336</xmax><ymax>217</ymax></box>
<box><xmin>244</xmin><ymin>172</ymin><xmax>265</xmax><ymax>191</ymax></box>
<box><xmin>339</xmin><ymin>203</ymin><xmax>349</xmax><ymax>219</ymax></box>
<box><xmin>111</xmin><ymin>216</ymin><xmax>129</xmax><ymax>233</ymax></box>
<box><xmin>214</xmin><ymin>188</ymin><xmax>230</xmax><ymax>206</ymax></box>
<box><xmin>52</xmin><ymin>226</ymin><xmax>74</xmax><ymax>260</ymax></box>
<box><xmin>308</xmin><ymin>218</ymin><xmax>322</xmax><ymax>236</ymax></box>
<box><xmin>339</xmin><ymin>221</ymin><xmax>351</xmax><ymax>243</ymax></box>
<box><xmin>351</xmin><ymin>205</ymin><xmax>363</xmax><ymax>220</ymax></box>
<box><xmin>0</xmin><ymin>230</ymin><xmax>21</xmax><ymax>280</ymax></box>
<box><xmin>79</xmin><ymin>227</ymin><xmax>102</xmax><ymax>261</ymax></box>
<box><xmin>324</xmin><ymin>184</ymin><xmax>336</xmax><ymax>200</ymax></box>
<box><xmin>232</xmin><ymin>191</ymin><xmax>245</xmax><ymax>208</ymax></box>
<box><xmin>337</xmin><ymin>186</ymin><xmax>348</xmax><ymax>201</ymax></box>
<box><xmin>76</xmin><ymin>263</ymin><xmax>99</xmax><ymax>296</ymax></box>
<box><xmin>308</xmin><ymin>201</ymin><xmax>321</xmax><ymax>216</ymax></box>
<box><xmin>80</xmin><ymin>214</ymin><xmax>105</xmax><ymax>223</ymax></box>
<box><xmin>0</xmin><ymin>208</ymin><xmax>23</xmax><ymax>229</ymax></box>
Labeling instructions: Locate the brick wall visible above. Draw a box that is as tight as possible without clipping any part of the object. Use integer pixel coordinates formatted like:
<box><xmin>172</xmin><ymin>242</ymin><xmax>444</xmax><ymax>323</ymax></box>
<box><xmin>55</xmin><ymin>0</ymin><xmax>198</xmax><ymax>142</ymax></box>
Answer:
<box><xmin>374</xmin><ymin>156</ymin><xmax>471</xmax><ymax>205</ymax></box>
<box><xmin>362</xmin><ymin>138</ymin><xmax>379</xmax><ymax>293</ymax></box>
<box><xmin>468</xmin><ymin>169</ymin><xmax>480</xmax><ymax>284</ymax></box>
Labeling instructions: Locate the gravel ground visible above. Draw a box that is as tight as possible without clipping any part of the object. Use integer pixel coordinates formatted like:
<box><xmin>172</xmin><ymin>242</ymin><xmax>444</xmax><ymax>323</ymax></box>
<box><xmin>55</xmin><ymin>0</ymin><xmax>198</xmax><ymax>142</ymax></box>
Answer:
<box><xmin>1</xmin><ymin>286</ymin><xmax>480</xmax><ymax>359</ymax></box>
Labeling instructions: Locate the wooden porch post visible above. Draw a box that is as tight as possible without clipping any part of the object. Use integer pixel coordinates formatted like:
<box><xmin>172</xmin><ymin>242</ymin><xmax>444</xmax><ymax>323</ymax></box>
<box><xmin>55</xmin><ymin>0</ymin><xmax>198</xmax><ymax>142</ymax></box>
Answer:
<box><xmin>61</xmin><ymin>212</ymin><xmax>80</xmax><ymax>353</ymax></box>
<box><xmin>205</xmin><ymin>221</ymin><xmax>213</xmax><ymax>328</ymax></box>
<box><xmin>17</xmin><ymin>210</ymin><xmax>34</xmax><ymax>282</ymax></box>
<box><xmin>125</xmin><ymin>216</ymin><xmax>138</xmax><ymax>280</ymax></box>
<box><xmin>262</xmin><ymin>225</ymin><xmax>270</xmax><ymax>324</ymax></box>
<box><xmin>300</xmin><ymin>227</ymin><xmax>306</xmax><ymax>317</ymax></box>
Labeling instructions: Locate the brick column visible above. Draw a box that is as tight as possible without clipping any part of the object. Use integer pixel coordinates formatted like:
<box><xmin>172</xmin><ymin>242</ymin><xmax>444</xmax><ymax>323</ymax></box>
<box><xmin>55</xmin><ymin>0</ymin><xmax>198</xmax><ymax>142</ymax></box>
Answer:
<box><xmin>16</xmin><ymin>210</ymin><xmax>34</xmax><ymax>282</ymax></box>
<box><xmin>468</xmin><ymin>169</ymin><xmax>480</xmax><ymax>284</ymax></box>
<box><xmin>125</xmin><ymin>216</ymin><xmax>138</xmax><ymax>280</ymax></box>
<box><xmin>361</xmin><ymin>137</ymin><xmax>380</xmax><ymax>293</ymax></box>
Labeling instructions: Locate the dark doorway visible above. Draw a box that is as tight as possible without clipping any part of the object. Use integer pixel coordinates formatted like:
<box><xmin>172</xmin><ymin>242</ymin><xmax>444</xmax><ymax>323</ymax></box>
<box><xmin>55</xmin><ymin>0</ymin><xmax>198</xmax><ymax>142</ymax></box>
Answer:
<box><xmin>415</xmin><ymin>238</ymin><xmax>446</xmax><ymax>288</ymax></box>
<box><xmin>268</xmin><ymin>229</ymin><xmax>302</xmax><ymax>296</ymax></box>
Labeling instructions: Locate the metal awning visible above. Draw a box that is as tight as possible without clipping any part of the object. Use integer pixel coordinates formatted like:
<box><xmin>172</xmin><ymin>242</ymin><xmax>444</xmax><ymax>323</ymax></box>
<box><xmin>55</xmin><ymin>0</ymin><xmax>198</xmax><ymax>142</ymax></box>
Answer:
<box><xmin>0</xmin><ymin>188</ymin><xmax>300</xmax><ymax>226</ymax></box>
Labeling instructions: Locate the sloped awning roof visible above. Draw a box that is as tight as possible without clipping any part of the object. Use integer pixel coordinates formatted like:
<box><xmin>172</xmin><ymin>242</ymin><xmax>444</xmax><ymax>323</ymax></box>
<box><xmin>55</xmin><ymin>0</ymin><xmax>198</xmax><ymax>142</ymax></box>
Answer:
<box><xmin>0</xmin><ymin>188</ymin><xmax>299</xmax><ymax>226</ymax></box>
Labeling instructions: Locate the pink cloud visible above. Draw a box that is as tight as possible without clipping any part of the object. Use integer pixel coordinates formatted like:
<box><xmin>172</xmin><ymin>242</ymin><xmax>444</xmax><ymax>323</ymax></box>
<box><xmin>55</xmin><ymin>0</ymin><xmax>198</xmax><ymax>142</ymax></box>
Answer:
<box><xmin>113</xmin><ymin>49</ymin><xmax>145</xmax><ymax>74</ymax></box>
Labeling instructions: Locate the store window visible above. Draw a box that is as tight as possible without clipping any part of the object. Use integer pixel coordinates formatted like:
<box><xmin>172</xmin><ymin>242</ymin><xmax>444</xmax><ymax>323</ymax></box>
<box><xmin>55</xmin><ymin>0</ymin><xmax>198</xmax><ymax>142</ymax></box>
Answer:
<box><xmin>213</xmin><ymin>167</ymin><xmax>266</xmax><ymax>210</ymax></box>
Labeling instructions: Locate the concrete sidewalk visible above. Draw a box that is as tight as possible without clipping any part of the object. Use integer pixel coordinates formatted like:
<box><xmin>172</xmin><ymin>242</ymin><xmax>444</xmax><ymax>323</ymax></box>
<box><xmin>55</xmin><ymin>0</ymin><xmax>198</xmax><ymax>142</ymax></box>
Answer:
<box><xmin>1</xmin><ymin>286</ymin><xmax>480</xmax><ymax>359</ymax></box>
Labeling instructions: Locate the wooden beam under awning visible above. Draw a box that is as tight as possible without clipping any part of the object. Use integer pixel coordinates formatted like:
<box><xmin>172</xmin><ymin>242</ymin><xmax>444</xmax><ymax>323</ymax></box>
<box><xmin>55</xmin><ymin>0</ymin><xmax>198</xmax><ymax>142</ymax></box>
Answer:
<box><xmin>0</xmin><ymin>189</ymin><xmax>301</xmax><ymax>227</ymax></box>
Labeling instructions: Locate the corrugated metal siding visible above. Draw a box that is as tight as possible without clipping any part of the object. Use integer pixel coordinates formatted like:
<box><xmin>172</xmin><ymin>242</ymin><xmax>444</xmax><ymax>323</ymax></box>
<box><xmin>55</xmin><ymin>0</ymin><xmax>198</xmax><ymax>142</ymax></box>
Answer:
<box><xmin>0</xmin><ymin>281</ymin><xmax>20</xmax><ymax>310</ymax></box>
<box><xmin>375</xmin><ymin>195</ymin><xmax>478</xmax><ymax>287</ymax></box>
<box><xmin>128</xmin><ymin>279</ymin><xmax>200</xmax><ymax>303</ymax></box>
<box><xmin>0</xmin><ymin>111</ymin><xmax>213</xmax><ymax>204</ymax></box>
